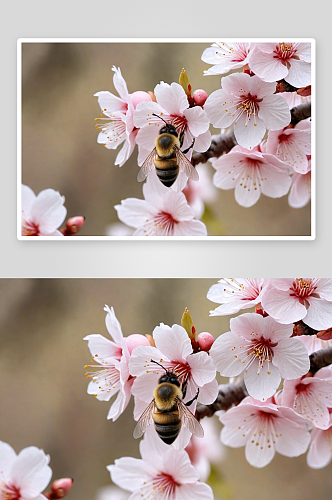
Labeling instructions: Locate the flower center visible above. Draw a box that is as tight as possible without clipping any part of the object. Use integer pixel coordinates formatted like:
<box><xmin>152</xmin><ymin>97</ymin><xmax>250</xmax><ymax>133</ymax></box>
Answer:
<box><xmin>0</xmin><ymin>482</ymin><xmax>21</xmax><ymax>500</ymax></box>
<box><xmin>290</xmin><ymin>278</ymin><xmax>317</xmax><ymax>299</ymax></box>
<box><xmin>141</xmin><ymin>473</ymin><xmax>178</xmax><ymax>500</ymax></box>
<box><xmin>143</xmin><ymin>212</ymin><xmax>176</xmax><ymax>236</ymax></box>
<box><xmin>236</xmin><ymin>93</ymin><xmax>261</xmax><ymax>127</ymax></box>
<box><xmin>275</xmin><ymin>42</ymin><xmax>297</xmax><ymax>60</ymax></box>
<box><xmin>94</xmin><ymin>112</ymin><xmax>127</xmax><ymax>145</ymax></box>
<box><xmin>22</xmin><ymin>218</ymin><xmax>39</xmax><ymax>236</ymax></box>
<box><xmin>170</xmin><ymin>115</ymin><xmax>187</xmax><ymax>136</ymax></box>
<box><xmin>84</xmin><ymin>354</ymin><xmax>122</xmax><ymax>396</ymax></box>
<box><xmin>247</xmin><ymin>337</ymin><xmax>276</xmax><ymax>373</ymax></box>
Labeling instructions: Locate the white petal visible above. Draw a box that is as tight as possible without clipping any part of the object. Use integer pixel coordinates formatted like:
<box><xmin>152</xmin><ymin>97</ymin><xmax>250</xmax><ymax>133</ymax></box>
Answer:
<box><xmin>258</xmin><ymin>95</ymin><xmax>291</xmax><ymax>130</ymax></box>
<box><xmin>30</xmin><ymin>189</ymin><xmax>67</xmax><ymax>234</ymax></box>
<box><xmin>0</xmin><ymin>441</ymin><xmax>17</xmax><ymax>475</ymax></box>
<box><xmin>129</xmin><ymin>345</ymin><xmax>165</xmax><ymax>377</ymax></box>
<box><xmin>197</xmin><ymin>378</ymin><xmax>219</xmax><ymax>404</ymax></box>
<box><xmin>194</xmin><ymin>129</ymin><xmax>212</xmax><ymax>153</ymax></box>
<box><xmin>104</xmin><ymin>306</ymin><xmax>124</xmax><ymax>346</ymax></box>
<box><xmin>163</xmin><ymin>448</ymin><xmax>198</xmax><ymax>483</ymax></box>
<box><xmin>183</xmin><ymin>107</ymin><xmax>209</xmax><ymax>136</ymax></box>
<box><xmin>272</xmin><ymin>338</ymin><xmax>310</xmax><ymax>379</ymax></box>
<box><xmin>274</xmin><ymin>411</ymin><xmax>310</xmax><ymax>457</ymax></box>
<box><xmin>112</xmin><ymin>66</ymin><xmax>129</xmax><ymax>102</ymax></box>
<box><xmin>11</xmin><ymin>447</ymin><xmax>52</xmax><ymax>498</ymax></box>
<box><xmin>288</xmin><ymin>172</ymin><xmax>311</xmax><ymax>208</ymax></box>
<box><xmin>244</xmin><ymin>361</ymin><xmax>281</xmax><ymax>402</ymax></box>
<box><xmin>94</xmin><ymin>91</ymin><xmax>127</xmax><ymax>114</ymax></box>
<box><xmin>187</xmin><ymin>351</ymin><xmax>216</xmax><ymax>386</ymax></box>
<box><xmin>115</xmin><ymin>198</ymin><xmax>154</xmax><ymax>229</ymax></box>
<box><xmin>132</xmin><ymin>371</ymin><xmax>160</xmax><ymax>403</ymax></box>
<box><xmin>234</xmin><ymin>114</ymin><xmax>266</xmax><ymax>150</ymax></box>
<box><xmin>307</xmin><ymin>428</ymin><xmax>332</xmax><ymax>468</ymax></box>
<box><xmin>204</xmin><ymin>89</ymin><xmax>236</xmax><ymax>128</ymax></box>
<box><xmin>21</xmin><ymin>185</ymin><xmax>36</xmax><ymax>215</ymax></box>
<box><xmin>286</xmin><ymin>59</ymin><xmax>311</xmax><ymax>88</ymax></box>
<box><xmin>210</xmin><ymin>331</ymin><xmax>248</xmax><ymax>377</ymax></box>
<box><xmin>153</xmin><ymin>324</ymin><xmax>192</xmax><ymax>362</ymax></box>
<box><xmin>173</xmin><ymin>220</ymin><xmax>208</xmax><ymax>236</ymax></box>
<box><xmin>262</xmin><ymin>288</ymin><xmax>307</xmax><ymax>323</ymax></box>
<box><xmin>176</xmin><ymin>482</ymin><xmax>214</xmax><ymax>500</ymax></box>
<box><xmin>249</xmin><ymin>50</ymin><xmax>288</xmax><ymax>82</ymax></box>
<box><xmin>84</xmin><ymin>334</ymin><xmax>122</xmax><ymax>359</ymax></box>
<box><xmin>154</xmin><ymin>82</ymin><xmax>189</xmax><ymax>115</ymax></box>
<box><xmin>108</xmin><ymin>458</ymin><xmax>149</xmax><ymax>491</ymax></box>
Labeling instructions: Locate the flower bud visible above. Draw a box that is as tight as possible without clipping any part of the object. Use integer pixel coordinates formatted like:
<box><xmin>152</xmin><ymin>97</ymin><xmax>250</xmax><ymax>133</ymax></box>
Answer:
<box><xmin>193</xmin><ymin>89</ymin><xmax>208</xmax><ymax>107</ymax></box>
<box><xmin>50</xmin><ymin>478</ymin><xmax>73</xmax><ymax>499</ymax></box>
<box><xmin>181</xmin><ymin>307</ymin><xmax>195</xmax><ymax>340</ymax></box>
<box><xmin>197</xmin><ymin>332</ymin><xmax>214</xmax><ymax>352</ymax></box>
<box><xmin>62</xmin><ymin>216</ymin><xmax>85</xmax><ymax>235</ymax></box>
<box><xmin>145</xmin><ymin>334</ymin><xmax>156</xmax><ymax>347</ymax></box>
<box><xmin>126</xmin><ymin>334</ymin><xmax>150</xmax><ymax>354</ymax></box>
<box><xmin>179</xmin><ymin>68</ymin><xmax>191</xmax><ymax>96</ymax></box>
<box><xmin>317</xmin><ymin>328</ymin><xmax>332</xmax><ymax>340</ymax></box>
<box><xmin>130</xmin><ymin>91</ymin><xmax>152</xmax><ymax>109</ymax></box>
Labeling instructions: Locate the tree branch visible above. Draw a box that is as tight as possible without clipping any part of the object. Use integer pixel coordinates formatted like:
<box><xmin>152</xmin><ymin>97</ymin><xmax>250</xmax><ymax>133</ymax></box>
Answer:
<box><xmin>290</xmin><ymin>101</ymin><xmax>311</xmax><ymax>127</ymax></box>
<box><xmin>309</xmin><ymin>346</ymin><xmax>332</xmax><ymax>375</ymax></box>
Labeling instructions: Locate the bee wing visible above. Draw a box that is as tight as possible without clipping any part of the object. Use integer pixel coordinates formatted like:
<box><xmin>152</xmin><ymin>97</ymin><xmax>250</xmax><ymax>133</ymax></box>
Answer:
<box><xmin>137</xmin><ymin>148</ymin><xmax>157</xmax><ymax>182</ymax></box>
<box><xmin>133</xmin><ymin>399</ymin><xmax>156</xmax><ymax>439</ymax></box>
<box><xmin>175</xmin><ymin>147</ymin><xmax>199</xmax><ymax>182</ymax></box>
<box><xmin>177</xmin><ymin>398</ymin><xmax>204</xmax><ymax>438</ymax></box>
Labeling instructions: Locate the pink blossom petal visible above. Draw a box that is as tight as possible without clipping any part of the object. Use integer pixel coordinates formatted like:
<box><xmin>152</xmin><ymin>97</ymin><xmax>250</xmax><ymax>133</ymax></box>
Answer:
<box><xmin>234</xmin><ymin>114</ymin><xmax>266</xmax><ymax>151</ymax></box>
<box><xmin>11</xmin><ymin>447</ymin><xmax>52</xmax><ymax>497</ymax></box>
<box><xmin>258</xmin><ymin>95</ymin><xmax>291</xmax><ymax>130</ymax></box>
<box><xmin>154</xmin><ymin>82</ymin><xmax>189</xmax><ymax>115</ymax></box>
<box><xmin>173</xmin><ymin>219</ymin><xmax>207</xmax><ymax>236</ymax></box>
<box><xmin>129</xmin><ymin>346</ymin><xmax>165</xmax><ymax>377</ymax></box>
<box><xmin>262</xmin><ymin>287</ymin><xmax>307</xmax><ymax>323</ymax></box>
<box><xmin>221</xmin><ymin>72</ymin><xmax>253</xmax><ymax>96</ymax></box>
<box><xmin>21</xmin><ymin>185</ymin><xmax>36</xmax><ymax>215</ymax></box>
<box><xmin>84</xmin><ymin>334</ymin><xmax>122</xmax><ymax>359</ymax></box>
<box><xmin>259</xmin><ymin>163</ymin><xmax>292</xmax><ymax>199</ymax></box>
<box><xmin>107</xmin><ymin>381</ymin><xmax>132</xmax><ymax>421</ymax></box>
<box><xmin>176</xmin><ymin>482</ymin><xmax>214</xmax><ymax>500</ymax></box>
<box><xmin>30</xmin><ymin>189</ymin><xmax>67</xmax><ymax>234</ymax></box>
<box><xmin>244</xmin><ymin>361</ymin><xmax>281</xmax><ymax>402</ymax></box>
<box><xmin>0</xmin><ymin>441</ymin><xmax>17</xmax><ymax>475</ymax></box>
<box><xmin>272</xmin><ymin>338</ymin><xmax>309</xmax><ymax>379</ymax></box>
<box><xmin>161</xmin><ymin>191</ymin><xmax>196</xmax><ymax>222</ymax></box>
<box><xmin>285</xmin><ymin>59</ymin><xmax>311</xmax><ymax>88</ymax></box>
<box><xmin>304</xmin><ymin>297</ymin><xmax>332</xmax><ymax>330</ymax></box>
<box><xmin>194</xmin><ymin>129</ymin><xmax>212</xmax><ymax>153</ymax></box>
<box><xmin>108</xmin><ymin>458</ymin><xmax>150</xmax><ymax>491</ymax></box>
<box><xmin>245</xmin><ymin>428</ymin><xmax>276</xmax><ymax>468</ymax></box>
<box><xmin>104</xmin><ymin>306</ymin><xmax>125</xmax><ymax>346</ymax></box>
<box><xmin>273</xmin><ymin>410</ymin><xmax>311</xmax><ymax>457</ymax></box>
<box><xmin>196</xmin><ymin>378</ymin><xmax>219</xmax><ymax>404</ymax></box>
<box><xmin>296</xmin><ymin>43</ymin><xmax>312</xmax><ymax>62</ymax></box>
<box><xmin>314</xmin><ymin>279</ymin><xmax>332</xmax><ymax>300</ymax></box>
<box><xmin>115</xmin><ymin>199</ymin><xmax>155</xmax><ymax>228</ymax></box>
<box><xmin>210</xmin><ymin>331</ymin><xmax>249</xmax><ymax>377</ymax></box>
<box><xmin>134</xmin><ymin>101</ymin><xmax>168</xmax><ymax>130</ymax></box>
<box><xmin>307</xmin><ymin>427</ymin><xmax>332</xmax><ymax>468</ymax></box>
<box><xmin>186</xmin><ymin>351</ymin><xmax>216</xmax><ymax>387</ymax></box>
<box><xmin>249</xmin><ymin>50</ymin><xmax>288</xmax><ymax>82</ymax></box>
<box><xmin>229</xmin><ymin>313</ymin><xmax>266</xmax><ymax>341</ymax></box>
<box><xmin>288</xmin><ymin>172</ymin><xmax>311</xmax><ymax>208</ymax></box>
<box><xmin>94</xmin><ymin>91</ymin><xmax>127</xmax><ymax>114</ymax></box>
<box><xmin>112</xmin><ymin>66</ymin><xmax>129</xmax><ymax>102</ymax></box>
<box><xmin>115</xmin><ymin>135</ymin><xmax>136</xmax><ymax>168</ymax></box>
<box><xmin>220</xmin><ymin>405</ymin><xmax>255</xmax><ymax>447</ymax></box>
<box><xmin>153</xmin><ymin>324</ymin><xmax>192</xmax><ymax>362</ymax></box>
<box><xmin>204</xmin><ymin>89</ymin><xmax>237</xmax><ymax>128</ymax></box>
<box><xmin>132</xmin><ymin>371</ymin><xmax>161</xmax><ymax>403</ymax></box>
<box><xmin>162</xmin><ymin>449</ymin><xmax>199</xmax><ymax>483</ymax></box>
<box><xmin>183</xmin><ymin>107</ymin><xmax>209</xmax><ymax>137</ymax></box>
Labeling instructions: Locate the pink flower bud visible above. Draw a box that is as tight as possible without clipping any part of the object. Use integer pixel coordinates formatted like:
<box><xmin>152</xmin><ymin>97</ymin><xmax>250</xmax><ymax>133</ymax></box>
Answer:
<box><xmin>197</xmin><ymin>332</ymin><xmax>214</xmax><ymax>352</ymax></box>
<box><xmin>130</xmin><ymin>91</ymin><xmax>152</xmax><ymax>109</ymax></box>
<box><xmin>62</xmin><ymin>216</ymin><xmax>85</xmax><ymax>235</ymax></box>
<box><xmin>193</xmin><ymin>89</ymin><xmax>208</xmax><ymax>107</ymax></box>
<box><xmin>50</xmin><ymin>478</ymin><xmax>73</xmax><ymax>499</ymax></box>
<box><xmin>126</xmin><ymin>334</ymin><xmax>150</xmax><ymax>354</ymax></box>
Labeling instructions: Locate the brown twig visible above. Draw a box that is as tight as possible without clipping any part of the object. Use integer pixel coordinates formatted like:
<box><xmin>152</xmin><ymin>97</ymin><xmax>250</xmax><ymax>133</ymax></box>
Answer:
<box><xmin>196</xmin><ymin>379</ymin><xmax>248</xmax><ymax>420</ymax></box>
<box><xmin>290</xmin><ymin>101</ymin><xmax>311</xmax><ymax>127</ymax></box>
<box><xmin>309</xmin><ymin>346</ymin><xmax>332</xmax><ymax>376</ymax></box>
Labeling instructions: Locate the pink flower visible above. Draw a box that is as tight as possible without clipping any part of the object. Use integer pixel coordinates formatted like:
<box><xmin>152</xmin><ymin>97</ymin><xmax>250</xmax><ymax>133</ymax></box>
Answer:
<box><xmin>266</xmin><ymin>126</ymin><xmax>311</xmax><ymax>174</ymax></box>
<box><xmin>288</xmin><ymin>168</ymin><xmax>311</xmax><ymax>209</ymax></box>
<box><xmin>0</xmin><ymin>442</ymin><xmax>52</xmax><ymax>500</ymax></box>
<box><xmin>181</xmin><ymin>163</ymin><xmax>218</xmax><ymax>219</ymax></box>
<box><xmin>220</xmin><ymin>396</ymin><xmax>311</xmax><ymax>468</ymax></box>
<box><xmin>307</xmin><ymin>414</ymin><xmax>332</xmax><ymax>468</ymax></box>
<box><xmin>95</xmin><ymin>66</ymin><xmax>151</xmax><ymax>168</ymax></box>
<box><xmin>134</xmin><ymin>81</ymin><xmax>211</xmax><ymax>189</ymax></box>
<box><xmin>210</xmin><ymin>313</ymin><xmax>310</xmax><ymax>402</ymax></box>
<box><xmin>298</xmin><ymin>335</ymin><xmax>332</xmax><ymax>356</ymax></box>
<box><xmin>21</xmin><ymin>185</ymin><xmax>67</xmax><ymax>236</ymax></box>
<box><xmin>129</xmin><ymin>322</ymin><xmax>218</xmax><ymax>448</ymax></box>
<box><xmin>114</xmin><ymin>172</ymin><xmax>207</xmax><ymax>236</ymax></box>
<box><xmin>261</xmin><ymin>279</ymin><xmax>332</xmax><ymax>330</ymax></box>
<box><xmin>84</xmin><ymin>305</ymin><xmax>149</xmax><ymax>421</ymax></box>
<box><xmin>201</xmin><ymin>41</ymin><xmax>251</xmax><ymax>76</ymax></box>
<box><xmin>108</xmin><ymin>428</ymin><xmax>213</xmax><ymax>500</ymax></box>
<box><xmin>249</xmin><ymin>42</ymin><xmax>311</xmax><ymax>88</ymax></box>
<box><xmin>211</xmin><ymin>145</ymin><xmax>292</xmax><ymax>207</ymax></box>
<box><xmin>281</xmin><ymin>371</ymin><xmax>332</xmax><ymax>429</ymax></box>
<box><xmin>204</xmin><ymin>73</ymin><xmax>290</xmax><ymax>150</ymax></box>
<box><xmin>207</xmin><ymin>278</ymin><xmax>268</xmax><ymax>316</ymax></box>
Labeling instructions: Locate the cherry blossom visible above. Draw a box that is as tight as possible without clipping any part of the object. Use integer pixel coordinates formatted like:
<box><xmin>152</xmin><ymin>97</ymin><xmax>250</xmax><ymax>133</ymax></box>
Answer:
<box><xmin>204</xmin><ymin>73</ymin><xmax>291</xmax><ymax>150</ymax></box>
<box><xmin>129</xmin><ymin>322</ymin><xmax>218</xmax><ymax>448</ymax></box>
<box><xmin>288</xmin><ymin>168</ymin><xmax>311</xmax><ymax>209</ymax></box>
<box><xmin>281</xmin><ymin>371</ymin><xmax>332</xmax><ymax>429</ymax></box>
<box><xmin>21</xmin><ymin>185</ymin><xmax>67</xmax><ymax>236</ymax></box>
<box><xmin>134</xmin><ymin>81</ymin><xmax>211</xmax><ymax>189</ymax></box>
<box><xmin>210</xmin><ymin>313</ymin><xmax>310</xmax><ymax>401</ymax></box>
<box><xmin>261</xmin><ymin>279</ymin><xmax>332</xmax><ymax>330</ymax></box>
<box><xmin>249</xmin><ymin>42</ymin><xmax>311</xmax><ymax>88</ymax></box>
<box><xmin>181</xmin><ymin>163</ymin><xmax>218</xmax><ymax>219</ymax></box>
<box><xmin>108</xmin><ymin>428</ymin><xmax>213</xmax><ymax>500</ymax></box>
<box><xmin>266</xmin><ymin>125</ymin><xmax>311</xmax><ymax>174</ymax></box>
<box><xmin>307</xmin><ymin>413</ymin><xmax>332</xmax><ymax>468</ymax></box>
<box><xmin>207</xmin><ymin>278</ymin><xmax>268</xmax><ymax>316</ymax></box>
<box><xmin>114</xmin><ymin>172</ymin><xmax>207</xmax><ymax>236</ymax></box>
<box><xmin>211</xmin><ymin>145</ymin><xmax>292</xmax><ymax>207</ymax></box>
<box><xmin>298</xmin><ymin>334</ymin><xmax>332</xmax><ymax>356</ymax></box>
<box><xmin>0</xmin><ymin>442</ymin><xmax>52</xmax><ymax>500</ymax></box>
<box><xmin>95</xmin><ymin>66</ymin><xmax>151</xmax><ymax>167</ymax></box>
<box><xmin>219</xmin><ymin>396</ymin><xmax>311</xmax><ymax>468</ymax></box>
<box><xmin>201</xmin><ymin>41</ymin><xmax>251</xmax><ymax>76</ymax></box>
<box><xmin>84</xmin><ymin>305</ymin><xmax>149</xmax><ymax>421</ymax></box>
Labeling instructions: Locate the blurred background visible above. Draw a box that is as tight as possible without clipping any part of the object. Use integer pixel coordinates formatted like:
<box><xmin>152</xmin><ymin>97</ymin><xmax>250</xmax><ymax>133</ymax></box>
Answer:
<box><xmin>21</xmin><ymin>42</ymin><xmax>311</xmax><ymax>237</ymax></box>
<box><xmin>1</xmin><ymin>278</ymin><xmax>330</xmax><ymax>500</ymax></box>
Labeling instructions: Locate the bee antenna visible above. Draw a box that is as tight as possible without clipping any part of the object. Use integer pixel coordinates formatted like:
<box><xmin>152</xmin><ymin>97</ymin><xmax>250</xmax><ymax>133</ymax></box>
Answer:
<box><xmin>150</xmin><ymin>359</ymin><xmax>168</xmax><ymax>373</ymax></box>
<box><xmin>152</xmin><ymin>113</ymin><xmax>169</xmax><ymax>126</ymax></box>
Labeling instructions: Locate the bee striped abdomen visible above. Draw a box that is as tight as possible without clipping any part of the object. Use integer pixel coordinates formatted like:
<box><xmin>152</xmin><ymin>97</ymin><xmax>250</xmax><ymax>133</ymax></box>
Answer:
<box><xmin>155</xmin><ymin>158</ymin><xmax>179</xmax><ymax>187</ymax></box>
<box><xmin>153</xmin><ymin>409</ymin><xmax>181</xmax><ymax>444</ymax></box>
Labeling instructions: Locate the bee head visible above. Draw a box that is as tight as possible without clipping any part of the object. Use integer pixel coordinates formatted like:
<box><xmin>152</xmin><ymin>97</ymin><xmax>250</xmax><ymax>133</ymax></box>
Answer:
<box><xmin>151</xmin><ymin>359</ymin><xmax>181</xmax><ymax>387</ymax></box>
<box><xmin>152</xmin><ymin>113</ymin><xmax>179</xmax><ymax>138</ymax></box>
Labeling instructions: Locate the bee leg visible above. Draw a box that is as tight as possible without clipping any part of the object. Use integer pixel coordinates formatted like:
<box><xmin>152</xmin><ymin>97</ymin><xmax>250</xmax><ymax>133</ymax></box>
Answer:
<box><xmin>184</xmin><ymin>388</ymin><xmax>200</xmax><ymax>407</ymax></box>
<box><xmin>181</xmin><ymin>138</ymin><xmax>195</xmax><ymax>155</ymax></box>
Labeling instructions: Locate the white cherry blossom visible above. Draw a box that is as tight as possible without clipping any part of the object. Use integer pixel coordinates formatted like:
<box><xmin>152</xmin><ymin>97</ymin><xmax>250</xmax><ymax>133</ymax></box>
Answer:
<box><xmin>201</xmin><ymin>41</ymin><xmax>251</xmax><ymax>76</ymax></box>
<box><xmin>21</xmin><ymin>185</ymin><xmax>66</xmax><ymax>236</ymax></box>
<box><xmin>210</xmin><ymin>313</ymin><xmax>310</xmax><ymax>401</ymax></box>
<box><xmin>261</xmin><ymin>279</ymin><xmax>332</xmax><ymax>330</ymax></box>
<box><xmin>211</xmin><ymin>145</ymin><xmax>292</xmax><ymax>207</ymax></box>
<box><xmin>249</xmin><ymin>42</ymin><xmax>311</xmax><ymax>88</ymax></box>
<box><xmin>220</xmin><ymin>396</ymin><xmax>311</xmax><ymax>468</ymax></box>
<box><xmin>114</xmin><ymin>172</ymin><xmax>207</xmax><ymax>236</ymax></box>
<box><xmin>207</xmin><ymin>278</ymin><xmax>268</xmax><ymax>316</ymax></box>
<box><xmin>204</xmin><ymin>73</ymin><xmax>291</xmax><ymax>150</ymax></box>
<box><xmin>307</xmin><ymin>414</ymin><xmax>332</xmax><ymax>468</ymax></box>
<box><xmin>288</xmin><ymin>169</ymin><xmax>311</xmax><ymax>209</ymax></box>
<box><xmin>266</xmin><ymin>125</ymin><xmax>311</xmax><ymax>174</ymax></box>
<box><xmin>84</xmin><ymin>305</ymin><xmax>149</xmax><ymax>421</ymax></box>
<box><xmin>108</xmin><ymin>429</ymin><xmax>213</xmax><ymax>500</ymax></box>
<box><xmin>0</xmin><ymin>442</ymin><xmax>52</xmax><ymax>500</ymax></box>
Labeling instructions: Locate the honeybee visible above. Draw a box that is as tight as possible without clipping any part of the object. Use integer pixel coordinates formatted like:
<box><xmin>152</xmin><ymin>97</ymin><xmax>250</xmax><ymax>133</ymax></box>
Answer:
<box><xmin>133</xmin><ymin>360</ymin><xmax>204</xmax><ymax>445</ymax></box>
<box><xmin>137</xmin><ymin>114</ymin><xmax>199</xmax><ymax>187</ymax></box>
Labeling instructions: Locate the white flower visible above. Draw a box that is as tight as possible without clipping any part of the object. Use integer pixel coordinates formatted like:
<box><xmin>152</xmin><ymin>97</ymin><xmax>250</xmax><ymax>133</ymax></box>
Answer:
<box><xmin>114</xmin><ymin>172</ymin><xmax>207</xmax><ymax>236</ymax></box>
<box><xmin>307</xmin><ymin>414</ymin><xmax>332</xmax><ymax>469</ymax></box>
<box><xmin>207</xmin><ymin>278</ymin><xmax>267</xmax><ymax>316</ymax></box>
<box><xmin>0</xmin><ymin>442</ymin><xmax>52</xmax><ymax>500</ymax></box>
<box><xmin>266</xmin><ymin>125</ymin><xmax>311</xmax><ymax>174</ymax></box>
<box><xmin>288</xmin><ymin>169</ymin><xmax>311</xmax><ymax>209</ymax></box>
<box><xmin>84</xmin><ymin>306</ymin><xmax>149</xmax><ymax>421</ymax></box>
<box><xmin>261</xmin><ymin>279</ymin><xmax>332</xmax><ymax>330</ymax></box>
<box><xmin>201</xmin><ymin>42</ymin><xmax>251</xmax><ymax>76</ymax></box>
<box><xmin>182</xmin><ymin>163</ymin><xmax>218</xmax><ymax>219</ymax></box>
<box><xmin>210</xmin><ymin>313</ymin><xmax>310</xmax><ymax>402</ymax></box>
<box><xmin>204</xmin><ymin>73</ymin><xmax>291</xmax><ymax>150</ymax></box>
<box><xmin>21</xmin><ymin>185</ymin><xmax>66</xmax><ymax>236</ymax></box>
<box><xmin>108</xmin><ymin>429</ymin><xmax>213</xmax><ymax>500</ymax></box>
<box><xmin>249</xmin><ymin>42</ymin><xmax>311</xmax><ymax>88</ymax></box>
<box><xmin>220</xmin><ymin>397</ymin><xmax>311</xmax><ymax>468</ymax></box>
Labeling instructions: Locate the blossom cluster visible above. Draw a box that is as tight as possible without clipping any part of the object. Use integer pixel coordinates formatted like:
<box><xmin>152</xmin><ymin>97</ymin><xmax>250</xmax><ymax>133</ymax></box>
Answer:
<box><xmin>95</xmin><ymin>42</ymin><xmax>312</xmax><ymax>236</ymax></box>
<box><xmin>84</xmin><ymin>279</ymin><xmax>332</xmax><ymax>500</ymax></box>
